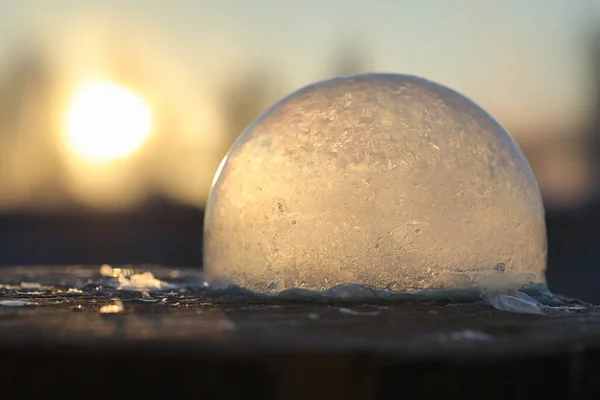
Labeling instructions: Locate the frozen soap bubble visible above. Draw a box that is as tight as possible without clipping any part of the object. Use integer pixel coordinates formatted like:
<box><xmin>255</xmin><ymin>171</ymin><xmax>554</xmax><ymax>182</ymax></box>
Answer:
<box><xmin>203</xmin><ymin>74</ymin><xmax>547</xmax><ymax>295</ymax></box>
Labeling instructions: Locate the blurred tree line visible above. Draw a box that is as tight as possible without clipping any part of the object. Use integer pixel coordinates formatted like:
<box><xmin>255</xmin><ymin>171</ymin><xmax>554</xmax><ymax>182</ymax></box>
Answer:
<box><xmin>13</xmin><ymin>30</ymin><xmax>600</xmax><ymax>212</ymax></box>
<box><xmin>587</xmin><ymin>31</ymin><xmax>600</xmax><ymax>201</ymax></box>
<box><xmin>0</xmin><ymin>38</ymin><xmax>370</xmax><ymax>212</ymax></box>
<box><xmin>0</xmin><ymin>45</ymin><xmax>69</xmax><ymax>211</ymax></box>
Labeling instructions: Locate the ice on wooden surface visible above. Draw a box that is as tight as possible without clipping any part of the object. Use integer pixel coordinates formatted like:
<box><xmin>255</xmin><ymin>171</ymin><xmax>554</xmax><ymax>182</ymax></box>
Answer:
<box><xmin>485</xmin><ymin>292</ymin><xmax>545</xmax><ymax>315</ymax></box>
<box><xmin>100</xmin><ymin>299</ymin><xmax>124</xmax><ymax>314</ymax></box>
<box><xmin>100</xmin><ymin>264</ymin><xmax>170</xmax><ymax>291</ymax></box>
<box><xmin>0</xmin><ymin>266</ymin><xmax>585</xmax><ymax>316</ymax></box>
<box><xmin>203</xmin><ymin>73</ymin><xmax>547</xmax><ymax>294</ymax></box>
<box><xmin>0</xmin><ymin>300</ymin><xmax>39</xmax><ymax>307</ymax></box>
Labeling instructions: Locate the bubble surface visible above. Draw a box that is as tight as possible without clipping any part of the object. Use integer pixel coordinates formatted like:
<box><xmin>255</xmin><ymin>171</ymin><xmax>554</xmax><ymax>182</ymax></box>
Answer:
<box><xmin>203</xmin><ymin>74</ymin><xmax>547</xmax><ymax>294</ymax></box>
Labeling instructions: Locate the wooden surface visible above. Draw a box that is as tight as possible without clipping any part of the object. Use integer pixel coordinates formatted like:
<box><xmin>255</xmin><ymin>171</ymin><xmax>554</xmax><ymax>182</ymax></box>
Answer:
<box><xmin>0</xmin><ymin>265</ymin><xmax>598</xmax><ymax>399</ymax></box>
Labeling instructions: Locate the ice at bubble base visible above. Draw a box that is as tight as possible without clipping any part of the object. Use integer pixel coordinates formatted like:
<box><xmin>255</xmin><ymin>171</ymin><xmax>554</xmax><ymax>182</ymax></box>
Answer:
<box><xmin>203</xmin><ymin>74</ymin><xmax>547</xmax><ymax>296</ymax></box>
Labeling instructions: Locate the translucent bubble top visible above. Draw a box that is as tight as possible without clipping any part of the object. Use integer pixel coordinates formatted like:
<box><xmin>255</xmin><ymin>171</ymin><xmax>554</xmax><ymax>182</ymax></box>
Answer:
<box><xmin>204</xmin><ymin>74</ymin><xmax>547</xmax><ymax>294</ymax></box>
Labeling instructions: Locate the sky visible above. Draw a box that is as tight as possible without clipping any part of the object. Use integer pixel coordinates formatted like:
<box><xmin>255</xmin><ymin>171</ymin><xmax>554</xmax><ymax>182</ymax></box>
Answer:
<box><xmin>0</xmin><ymin>0</ymin><xmax>596</xmax><ymax>133</ymax></box>
<box><xmin>0</xmin><ymin>0</ymin><xmax>599</xmax><ymax>210</ymax></box>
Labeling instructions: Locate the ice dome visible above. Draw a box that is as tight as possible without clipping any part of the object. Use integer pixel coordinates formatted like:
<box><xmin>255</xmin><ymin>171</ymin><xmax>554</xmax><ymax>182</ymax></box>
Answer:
<box><xmin>203</xmin><ymin>74</ymin><xmax>547</xmax><ymax>294</ymax></box>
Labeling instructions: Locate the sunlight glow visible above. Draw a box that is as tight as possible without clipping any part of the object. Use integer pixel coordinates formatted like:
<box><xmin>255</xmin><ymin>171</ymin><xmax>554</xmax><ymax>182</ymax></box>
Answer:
<box><xmin>65</xmin><ymin>80</ymin><xmax>152</xmax><ymax>162</ymax></box>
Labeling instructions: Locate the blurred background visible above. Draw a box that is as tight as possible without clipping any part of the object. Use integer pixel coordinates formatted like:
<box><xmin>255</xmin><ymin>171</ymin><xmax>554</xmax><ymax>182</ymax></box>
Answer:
<box><xmin>1</xmin><ymin>0</ymin><xmax>600</xmax><ymax>301</ymax></box>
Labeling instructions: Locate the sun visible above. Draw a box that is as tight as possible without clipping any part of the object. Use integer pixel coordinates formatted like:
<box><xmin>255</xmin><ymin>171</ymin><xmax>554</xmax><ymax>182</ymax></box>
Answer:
<box><xmin>65</xmin><ymin>79</ymin><xmax>153</xmax><ymax>162</ymax></box>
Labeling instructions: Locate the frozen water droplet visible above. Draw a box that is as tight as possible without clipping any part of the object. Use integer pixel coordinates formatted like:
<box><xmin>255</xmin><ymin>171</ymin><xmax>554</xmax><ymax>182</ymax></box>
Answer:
<box><xmin>440</xmin><ymin>330</ymin><xmax>494</xmax><ymax>342</ymax></box>
<box><xmin>0</xmin><ymin>300</ymin><xmax>39</xmax><ymax>307</ymax></box>
<box><xmin>100</xmin><ymin>299</ymin><xmax>124</xmax><ymax>314</ymax></box>
<box><xmin>338</xmin><ymin>307</ymin><xmax>380</xmax><ymax>316</ymax></box>
<box><xmin>485</xmin><ymin>292</ymin><xmax>545</xmax><ymax>315</ymax></box>
<box><xmin>204</xmin><ymin>74</ymin><xmax>547</xmax><ymax>294</ymax></box>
